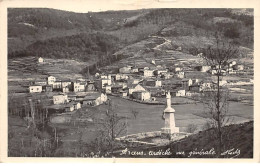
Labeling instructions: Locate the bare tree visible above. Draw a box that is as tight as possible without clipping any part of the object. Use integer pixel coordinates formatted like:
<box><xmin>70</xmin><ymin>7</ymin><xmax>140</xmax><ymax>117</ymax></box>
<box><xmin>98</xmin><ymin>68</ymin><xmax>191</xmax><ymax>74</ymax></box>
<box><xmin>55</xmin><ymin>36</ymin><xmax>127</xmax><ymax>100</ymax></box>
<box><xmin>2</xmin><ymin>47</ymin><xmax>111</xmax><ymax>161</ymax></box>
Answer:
<box><xmin>95</xmin><ymin>100</ymin><xmax>126</xmax><ymax>155</ymax></box>
<box><xmin>200</xmin><ymin>33</ymin><xmax>239</xmax><ymax>155</ymax></box>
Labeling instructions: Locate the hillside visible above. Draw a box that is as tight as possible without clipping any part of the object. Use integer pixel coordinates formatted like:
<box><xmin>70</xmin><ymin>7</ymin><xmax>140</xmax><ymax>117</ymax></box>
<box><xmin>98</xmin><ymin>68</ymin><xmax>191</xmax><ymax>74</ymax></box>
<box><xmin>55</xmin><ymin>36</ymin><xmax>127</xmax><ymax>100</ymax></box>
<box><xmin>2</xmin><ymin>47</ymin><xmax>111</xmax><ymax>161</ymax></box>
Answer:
<box><xmin>8</xmin><ymin>8</ymin><xmax>254</xmax><ymax>69</ymax></box>
<box><xmin>113</xmin><ymin>121</ymin><xmax>253</xmax><ymax>158</ymax></box>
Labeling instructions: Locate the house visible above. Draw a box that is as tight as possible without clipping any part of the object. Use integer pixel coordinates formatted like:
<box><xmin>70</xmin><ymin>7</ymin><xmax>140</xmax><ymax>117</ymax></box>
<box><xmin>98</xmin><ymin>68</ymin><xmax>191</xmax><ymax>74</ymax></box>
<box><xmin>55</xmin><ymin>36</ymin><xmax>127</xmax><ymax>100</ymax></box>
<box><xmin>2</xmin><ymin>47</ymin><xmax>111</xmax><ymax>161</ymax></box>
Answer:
<box><xmin>175</xmin><ymin>67</ymin><xmax>182</xmax><ymax>72</ymax></box>
<box><xmin>101</xmin><ymin>74</ymin><xmax>112</xmax><ymax>80</ymax></box>
<box><xmin>82</xmin><ymin>93</ymin><xmax>107</xmax><ymax>106</ymax></box>
<box><xmin>105</xmin><ymin>85</ymin><xmax>112</xmax><ymax>94</ymax></box>
<box><xmin>196</xmin><ymin>65</ymin><xmax>211</xmax><ymax>72</ymax></box>
<box><xmin>189</xmin><ymin>83</ymin><xmax>200</xmax><ymax>93</ymax></box>
<box><xmin>176</xmin><ymin>89</ymin><xmax>186</xmax><ymax>97</ymax></box>
<box><xmin>186</xmin><ymin>91</ymin><xmax>199</xmax><ymax>97</ymax></box>
<box><xmin>53</xmin><ymin>94</ymin><xmax>68</xmax><ymax>104</ymax></box>
<box><xmin>181</xmin><ymin>79</ymin><xmax>193</xmax><ymax>89</ymax></box>
<box><xmin>176</xmin><ymin>71</ymin><xmax>185</xmax><ymax>78</ymax></box>
<box><xmin>111</xmin><ymin>85</ymin><xmax>123</xmax><ymax>94</ymax></box>
<box><xmin>53</xmin><ymin>81</ymin><xmax>62</xmax><ymax>90</ymax></box>
<box><xmin>132</xmin><ymin>90</ymin><xmax>151</xmax><ymax>101</ymax></box>
<box><xmin>233</xmin><ymin>64</ymin><xmax>244</xmax><ymax>71</ymax></box>
<box><xmin>176</xmin><ymin>46</ymin><xmax>182</xmax><ymax>51</ymax></box>
<box><xmin>65</xmin><ymin>104</ymin><xmax>74</xmax><ymax>112</ymax></box>
<box><xmin>143</xmin><ymin>79</ymin><xmax>162</xmax><ymax>87</ymax></box>
<box><xmin>33</xmin><ymin>79</ymin><xmax>47</xmax><ymax>86</ymax></box>
<box><xmin>62</xmin><ymin>87</ymin><xmax>70</xmax><ymax>93</ymax></box>
<box><xmin>115</xmin><ymin>74</ymin><xmax>129</xmax><ymax>81</ymax></box>
<box><xmin>119</xmin><ymin>66</ymin><xmax>132</xmax><ymax>74</ymax></box>
<box><xmin>145</xmin><ymin>87</ymin><xmax>165</xmax><ymax>97</ymax></box>
<box><xmin>120</xmin><ymin>91</ymin><xmax>128</xmax><ymax>97</ymax></box>
<box><xmin>29</xmin><ymin>85</ymin><xmax>42</xmax><ymax>93</ymax></box>
<box><xmin>74</xmin><ymin>102</ymin><xmax>81</xmax><ymax>109</ymax></box>
<box><xmin>200</xmin><ymin>82</ymin><xmax>212</xmax><ymax>91</ymax></box>
<box><xmin>131</xmin><ymin>68</ymin><xmax>139</xmax><ymax>73</ymax></box>
<box><xmin>154</xmin><ymin>69</ymin><xmax>168</xmax><ymax>76</ymax></box>
<box><xmin>143</xmin><ymin>69</ymin><xmax>154</xmax><ymax>77</ymax></box>
<box><xmin>42</xmin><ymin>85</ymin><xmax>53</xmax><ymax>92</ymax></box>
<box><xmin>101</xmin><ymin>79</ymin><xmax>112</xmax><ymax>88</ymax></box>
<box><xmin>162</xmin><ymin>73</ymin><xmax>173</xmax><ymax>79</ymax></box>
<box><xmin>47</xmin><ymin>76</ymin><xmax>56</xmax><ymax>85</ymax></box>
<box><xmin>61</xmin><ymin>80</ymin><xmax>72</xmax><ymax>90</ymax></box>
<box><xmin>38</xmin><ymin>57</ymin><xmax>44</xmax><ymax>63</ymax></box>
<box><xmin>128</xmin><ymin>84</ymin><xmax>146</xmax><ymax>95</ymax></box>
<box><xmin>72</xmin><ymin>82</ymin><xmax>86</xmax><ymax>92</ymax></box>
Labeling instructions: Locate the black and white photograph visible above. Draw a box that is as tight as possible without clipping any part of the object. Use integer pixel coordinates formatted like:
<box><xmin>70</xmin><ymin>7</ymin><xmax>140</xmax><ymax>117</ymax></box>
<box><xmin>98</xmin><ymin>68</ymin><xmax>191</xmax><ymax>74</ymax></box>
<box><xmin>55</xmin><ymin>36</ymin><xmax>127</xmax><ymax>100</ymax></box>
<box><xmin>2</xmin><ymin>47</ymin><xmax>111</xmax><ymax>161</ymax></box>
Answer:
<box><xmin>1</xmin><ymin>0</ymin><xmax>259</xmax><ymax>162</ymax></box>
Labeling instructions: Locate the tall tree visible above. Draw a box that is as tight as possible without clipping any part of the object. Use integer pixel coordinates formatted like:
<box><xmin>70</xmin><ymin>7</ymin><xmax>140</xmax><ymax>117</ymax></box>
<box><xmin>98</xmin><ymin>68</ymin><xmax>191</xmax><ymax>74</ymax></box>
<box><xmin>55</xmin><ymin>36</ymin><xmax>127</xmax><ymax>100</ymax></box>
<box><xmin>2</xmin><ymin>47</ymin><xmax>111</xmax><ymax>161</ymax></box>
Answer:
<box><xmin>200</xmin><ymin>33</ymin><xmax>239</xmax><ymax>156</ymax></box>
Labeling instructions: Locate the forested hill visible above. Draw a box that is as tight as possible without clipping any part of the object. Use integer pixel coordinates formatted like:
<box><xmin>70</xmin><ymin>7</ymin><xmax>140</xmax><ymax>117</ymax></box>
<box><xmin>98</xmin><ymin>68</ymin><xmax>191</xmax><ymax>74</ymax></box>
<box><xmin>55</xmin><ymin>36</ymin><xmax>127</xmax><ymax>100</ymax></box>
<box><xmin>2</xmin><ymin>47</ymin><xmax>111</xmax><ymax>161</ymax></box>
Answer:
<box><xmin>8</xmin><ymin>8</ymin><xmax>253</xmax><ymax>62</ymax></box>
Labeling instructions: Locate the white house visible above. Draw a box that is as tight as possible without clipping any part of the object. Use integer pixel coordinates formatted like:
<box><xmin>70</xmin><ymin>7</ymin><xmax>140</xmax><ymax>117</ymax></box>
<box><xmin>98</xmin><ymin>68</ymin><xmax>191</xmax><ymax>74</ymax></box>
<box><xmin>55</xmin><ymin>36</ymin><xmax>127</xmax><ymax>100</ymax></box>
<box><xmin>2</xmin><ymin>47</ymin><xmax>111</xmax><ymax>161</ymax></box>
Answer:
<box><xmin>73</xmin><ymin>82</ymin><xmax>86</xmax><ymax>92</ymax></box>
<box><xmin>101</xmin><ymin>79</ymin><xmax>112</xmax><ymax>88</ymax></box>
<box><xmin>176</xmin><ymin>71</ymin><xmax>185</xmax><ymax>78</ymax></box>
<box><xmin>47</xmin><ymin>76</ymin><xmax>56</xmax><ymax>85</ymax></box>
<box><xmin>53</xmin><ymin>94</ymin><xmax>68</xmax><ymax>104</ymax></box>
<box><xmin>176</xmin><ymin>89</ymin><xmax>186</xmax><ymax>97</ymax></box>
<box><xmin>144</xmin><ymin>69</ymin><xmax>154</xmax><ymax>77</ymax></box>
<box><xmin>105</xmin><ymin>85</ymin><xmax>112</xmax><ymax>94</ymax></box>
<box><xmin>115</xmin><ymin>74</ymin><xmax>129</xmax><ymax>81</ymax></box>
<box><xmin>175</xmin><ymin>67</ymin><xmax>182</xmax><ymax>72</ymax></box>
<box><xmin>29</xmin><ymin>85</ymin><xmax>42</xmax><ymax>93</ymax></box>
<box><xmin>38</xmin><ymin>57</ymin><xmax>44</xmax><ymax>63</ymax></box>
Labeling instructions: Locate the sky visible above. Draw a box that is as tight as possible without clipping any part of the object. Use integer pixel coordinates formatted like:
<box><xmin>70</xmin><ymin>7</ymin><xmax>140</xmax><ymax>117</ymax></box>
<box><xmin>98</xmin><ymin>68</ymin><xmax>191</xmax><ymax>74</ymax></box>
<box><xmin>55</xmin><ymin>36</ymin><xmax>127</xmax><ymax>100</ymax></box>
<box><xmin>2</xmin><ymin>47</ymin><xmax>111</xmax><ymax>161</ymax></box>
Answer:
<box><xmin>3</xmin><ymin>0</ymin><xmax>257</xmax><ymax>13</ymax></box>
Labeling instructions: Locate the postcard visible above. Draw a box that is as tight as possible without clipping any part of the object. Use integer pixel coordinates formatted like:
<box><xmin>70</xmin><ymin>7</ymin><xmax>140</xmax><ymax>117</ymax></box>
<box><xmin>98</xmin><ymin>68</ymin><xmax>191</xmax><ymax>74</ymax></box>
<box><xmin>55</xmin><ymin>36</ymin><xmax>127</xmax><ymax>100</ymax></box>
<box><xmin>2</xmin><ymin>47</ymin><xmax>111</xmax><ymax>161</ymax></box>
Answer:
<box><xmin>0</xmin><ymin>0</ymin><xmax>259</xmax><ymax>163</ymax></box>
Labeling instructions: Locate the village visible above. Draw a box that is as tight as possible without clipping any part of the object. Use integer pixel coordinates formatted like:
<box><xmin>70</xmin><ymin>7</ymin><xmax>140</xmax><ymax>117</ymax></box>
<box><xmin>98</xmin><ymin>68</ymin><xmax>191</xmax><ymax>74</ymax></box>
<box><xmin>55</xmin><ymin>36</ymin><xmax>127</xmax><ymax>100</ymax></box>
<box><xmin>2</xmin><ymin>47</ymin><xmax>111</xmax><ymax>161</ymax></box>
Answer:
<box><xmin>24</xmin><ymin>55</ymin><xmax>252</xmax><ymax>114</ymax></box>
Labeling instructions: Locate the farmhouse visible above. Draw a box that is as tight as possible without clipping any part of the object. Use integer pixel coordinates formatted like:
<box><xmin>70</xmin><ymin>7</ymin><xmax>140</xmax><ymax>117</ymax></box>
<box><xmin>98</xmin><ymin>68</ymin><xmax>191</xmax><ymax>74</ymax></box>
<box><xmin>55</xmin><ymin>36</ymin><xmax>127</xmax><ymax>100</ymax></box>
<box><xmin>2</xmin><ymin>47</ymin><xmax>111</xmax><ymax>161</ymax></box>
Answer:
<box><xmin>53</xmin><ymin>94</ymin><xmax>68</xmax><ymax>105</ymax></box>
<box><xmin>29</xmin><ymin>85</ymin><xmax>42</xmax><ymax>93</ymax></box>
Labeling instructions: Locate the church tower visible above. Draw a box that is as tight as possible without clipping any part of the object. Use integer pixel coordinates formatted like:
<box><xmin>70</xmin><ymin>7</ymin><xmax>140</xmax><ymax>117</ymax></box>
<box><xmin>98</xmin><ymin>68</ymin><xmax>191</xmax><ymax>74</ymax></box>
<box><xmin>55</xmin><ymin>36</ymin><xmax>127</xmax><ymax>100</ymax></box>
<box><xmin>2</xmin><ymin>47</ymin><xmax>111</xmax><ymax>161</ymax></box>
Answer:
<box><xmin>161</xmin><ymin>91</ymin><xmax>179</xmax><ymax>134</ymax></box>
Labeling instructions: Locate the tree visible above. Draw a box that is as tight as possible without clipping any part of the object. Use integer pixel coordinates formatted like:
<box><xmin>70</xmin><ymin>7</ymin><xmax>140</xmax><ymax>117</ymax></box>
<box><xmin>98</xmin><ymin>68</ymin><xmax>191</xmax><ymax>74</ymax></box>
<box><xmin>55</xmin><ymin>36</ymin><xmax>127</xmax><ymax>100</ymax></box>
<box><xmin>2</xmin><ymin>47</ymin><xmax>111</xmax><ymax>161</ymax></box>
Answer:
<box><xmin>200</xmin><ymin>33</ymin><xmax>239</xmax><ymax>156</ymax></box>
<box><xmin>95</xmin><ymin>100</ymin><xmax>126</xmax><ymax>155</ymax></box>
